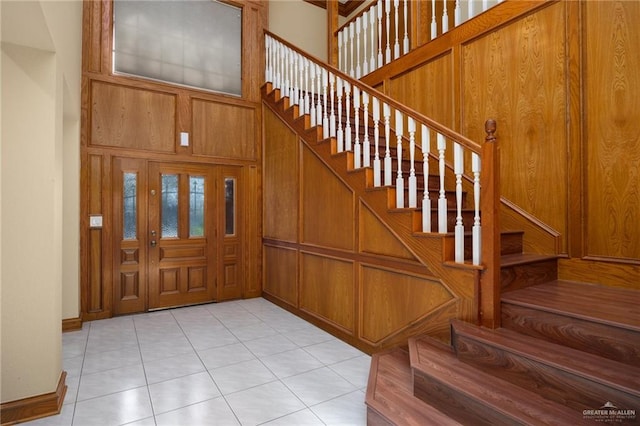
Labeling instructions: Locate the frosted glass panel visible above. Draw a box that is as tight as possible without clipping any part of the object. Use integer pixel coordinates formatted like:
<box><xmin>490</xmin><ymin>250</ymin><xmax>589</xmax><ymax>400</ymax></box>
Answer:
<box><xmin>123</xmin><ymin>173</ymin><xmax>137</xmax><ymax>240</ymax></box>
<box><xmin>113</xmin><ymin>0</ymin><xmax>242</xmax><ymax>96</ymax></box>
<box><xmin>162</xmin><ymin>174</ymin><xmax>179</xmax><ymax>238</ymax></box>
<box><xmin>190</xmin><ymin>176</ymin><xmax>205</xmax><ymax>237</ymax></box>
<box><xmin>225</xmin><ymin>177</ymin><xmax>235</xmax><ymax>236</ymax></box>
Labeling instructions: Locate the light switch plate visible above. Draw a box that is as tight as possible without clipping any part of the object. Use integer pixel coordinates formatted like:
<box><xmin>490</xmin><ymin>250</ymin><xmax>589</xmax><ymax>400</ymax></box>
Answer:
<box><xmin>89</xmin><ymin>215</ymin><xmax>103</xmax><ymax>228</ymax></box>
<box><xmin>180</xmin><ymin>132</ymin><xmax>189</xmax><ymax>146</ymax></box>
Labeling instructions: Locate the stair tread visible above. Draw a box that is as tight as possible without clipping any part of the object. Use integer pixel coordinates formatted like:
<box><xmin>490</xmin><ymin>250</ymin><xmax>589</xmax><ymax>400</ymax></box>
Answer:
<box><xmin>501</xmin><ymin>280</ymin><xmax>640</xmax><ymax>332</ymax></box>
<box><xmin>411</xmin><ymin>336</ymin><xmax>587</xmax><ymax>425</ymax></box>
<box><xmin>451</xmin><ymin>319</ymin><xmax>640</xmax><ymax>397</ymax></box>
<box><xmin>366</xmin><ymin>349</ymin><xmax>463</xmax><ymax>426</ymax></box>
<box><xmin>500</xmin><ymin>252</ymin><xmax>558</xmax><ymax>266</ymax></box>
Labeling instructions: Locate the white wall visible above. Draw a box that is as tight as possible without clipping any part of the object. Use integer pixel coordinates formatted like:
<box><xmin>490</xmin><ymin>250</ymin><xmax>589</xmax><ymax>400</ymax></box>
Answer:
<box><xmin>269</xmin><ymin>0</ymin><xmax>327</xmax><ymax>60</ymax></box>
<box><xmin>0</xmin><ymin>0</ymin><xmax>81</xmax><ymax>403</ymax></box>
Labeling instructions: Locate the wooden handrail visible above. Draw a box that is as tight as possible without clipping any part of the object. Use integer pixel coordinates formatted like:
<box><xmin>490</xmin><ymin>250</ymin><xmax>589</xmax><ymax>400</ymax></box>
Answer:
<box><xmin>265</xmin><ymin>30</ymin><xmax>483</xmax><ymax>155</ymax></box>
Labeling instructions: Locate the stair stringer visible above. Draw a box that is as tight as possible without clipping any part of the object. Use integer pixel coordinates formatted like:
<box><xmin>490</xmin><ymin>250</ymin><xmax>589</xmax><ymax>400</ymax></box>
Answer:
<box><xmin>263</xmin><ymin>86</ymin><xmax>482</xmax><ymax>346</ymax></box>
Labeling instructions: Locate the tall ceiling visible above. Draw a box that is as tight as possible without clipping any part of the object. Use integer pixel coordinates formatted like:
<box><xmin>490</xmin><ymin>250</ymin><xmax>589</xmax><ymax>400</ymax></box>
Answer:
<box><xmin>303</xmin><ymin>0</ymin><xmax>366</xmax><ymax>17</ymax></box>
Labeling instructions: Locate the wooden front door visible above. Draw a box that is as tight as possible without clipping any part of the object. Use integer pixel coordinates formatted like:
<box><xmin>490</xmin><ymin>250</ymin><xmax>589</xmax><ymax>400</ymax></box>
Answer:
<box><xmin>147</xmin><ymin>162</ymin><xmax>216</xmax><ymax>310</ymax></box>
<box><xmin>112</xmin><ymin>158</ymin><xmax>243</xmax><ymax>315</ymax></box>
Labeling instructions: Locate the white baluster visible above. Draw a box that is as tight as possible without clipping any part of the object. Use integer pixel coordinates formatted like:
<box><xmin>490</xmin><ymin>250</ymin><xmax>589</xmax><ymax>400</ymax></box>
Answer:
<box><xmin>454</xmin><ymin>142</ymin><xmax>464</xmax><ymax>263</ymax></box>
<box><xmin>297</xmin><ymin>54</ymin><xmax>304</xmax><ymax>117</ymax></box>
<box><xmin>276</xmin><ymin>42</ymin><xmax>282</xmax><ymax>94</ymax></box>
<box><xmin>344</xmin><ymin>28</ymin><xmax>350</xmax><ymax>73</ymax></box>
<box><xmin>338</xmin><ymin>30</ymin><xmax>344</xmax><ymax>73</ymax></box>
<box><xmin>329</xmin><ymin>72</ymin><xmax>336</xmax><ymax>138</ymax></box>
<box><xmin>383</xmin><ymin>103</ymin><xmax>392</xmax><ymax>185</ymax></box>
<box><xmin>322</xmin><ymin>69</ymin><xmax>329</xmax><ymax>139</ymax></box>
<box><xmin>316</xmin><ymin>65</ymin><xmax>322</xmax><ymax>128</ymax></box>
<box><xmin>292</xmin><ymin>53</ymin><xmax>299</xmax><ymax>107</ymax></box>
<box><xmin>362</xmin><ymin>11</ymin><xmax>369</xmax><ymax>75</ymax></box>
<box><xmin>373</xmin><ymin>97</ymin><xmax>381</xmax><ymax>187</ymax></box>
<box><xmin>369</xmin><ymin>7</ymin><xmax>376</xmax><ymax>71</ymax></box>
<box><xmin>482</xmin><ymin>0</ymin><xmax>489</xmax><ymax>12</ymax></box>
<box><xmin>303</xmin><ymin>59</ymin><xmax>310</xmax><ymax>115</ymax></box>
<box><xmin>356</xmin><ymin>17</ymin><xmax>362</xmax><ymax>78</ymax></box>
<box><xmin>431</xmin><ymin>0</ymin><xmax>437</xmax><ymax>40</ymax></box>
<box><xmin>341</xmin><ymin>28</ymin><xmax>347</xmax><ymax>75</ymax></box>
<box><xmin>385</xmin><ymin>0</ymin><xmax>391</xmax><ymax>63</ymax></box>
<box><xmin>408</xmin><ymin>117</ymin><xmax>417</xmax><ymax>208</ymax></box>
<box><xmin>472</xmin><ymin>152</ymin><xmax>482</xmax><ymax>265</ymax></box>
<box><xmin>468</xmin><ymin>0</ymin><xmax>477</xmax><ymax>20</ymax></box>
<box><xmin>353</xmin><ymin>86</ymin><xmax>361</xmax><ymax>168</ymax></box>
<box><xmin>403</xmin><ymin>0</ymin><xmax>409</xmax><ymax>55</ymax></box>
<box><xmin>337</xmin><ymin>77</ymin><xmax>344</xmax><ymax>152</ymax></box>
<box><xmin>281</xmin><ymin>45</ymin><xmax>287</xmax><ymax>95</ymax></box>
<box><xmin>309</xmin><ymin>63</ymin><xmax>316</xmax><ymax>127</ymax></box>
<box><xmin>362</xmin><ymin>92</ymin><xmax>370</xmax><ymax>167</ymax></box>
<box><xmin>287</xmin><ymin>48</ymin><xmax>293</xmax><ymax>101</ymax></box>
<box><xmin>437</xmin><ymin>133</ymin><xmax>447</xmax><ymax>233</ymax></box>
<box><xmin>421</xmin><ymin>125</ymin><xmax>432</xmax><ymax>232</ymax></box>
<box><xmin>377</xmin><ymin>3</ymin><xmax>384</xmax><ymax>68</ymax></box>
<box><xmin>455</xmin><ymin>0</ymin><xmax>462</xmax><ymax>27</ymax></box>
<box><xmin>443</xmin><ymin>0</ymin><xmax>450</xmax><ymax>34</ymax></box>
<box><xmin>265</xmin><ymin>36</ymin><xmax>271</xmax><ymax>83</ymax></box>
<box><xmin>395</xmin><ymin>110</ymin><xmax>404</xmax><ymax>208</ymax></box>
<box><xmin>345</xmin><ymin>82</ymin><xmax>352</xmax><ymax>151</ymax></box>
<box><xmin>393</xmin><ymin>0</ymin><xmax>400</xmax><ymax>59</ymax></box>
<box><xmin>349</xmin><ymin>23</ymin><xmax>355</xmax><ymax>77</ymax></box>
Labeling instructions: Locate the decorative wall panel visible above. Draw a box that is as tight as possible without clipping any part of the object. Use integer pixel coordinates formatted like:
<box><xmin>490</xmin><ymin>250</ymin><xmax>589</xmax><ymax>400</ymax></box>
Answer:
<box><xmin>584</xmin><ymin>0</ymin><xmax>640</xmax><ymax>260</ymax></box>
<box><xmin>302</xmin><ymin>145</ymin><xmax>355</xmax><ymax>250</ymax></box>
<box><xmin>300</xmin><ymin>252</ymin><xmax>355</xmax><ymax>333</ymax></box>
<box><xmin>192</xmin><ymin>99</ymin><xmax>256</xmax><ymax>159</ymax></box>
<box><xmin>388</xmin><ymin>52</ymin><xmax>454</xmax><ymax>129</ymax></box>
<box><xmin>263</xmin><ymin>107</ymin><xmax>299</xmax><ymax>242</ymax></box>
<box><xmin>359</xmin><ymin>202</ymin><xmax>416</xmax><ymax>261</ymax></box>
<box><xmin>263</xmin><ymin>245</ymin><xmax>298</xmax><ymax>306</ymax></box>
<box><xmin>360</xmin><ymin>265</ymin><xmax>453</xmax><ymax>343</ymax></box>
<box><xmin>461</xmin><ymin>2</ymin><xmax>568</xmax><ymax>253</ymax></box>
<box><xmin>90</xmin><ymin>81</ymin><xmax>176</xmax><ymax>152</ymax></box>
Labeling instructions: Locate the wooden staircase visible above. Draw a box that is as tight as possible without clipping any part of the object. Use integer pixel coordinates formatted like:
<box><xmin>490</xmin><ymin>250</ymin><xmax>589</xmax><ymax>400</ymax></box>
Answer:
<box><xmin>366</xmin><ymin>278</ymin><xmax>640</xmax><ymax>425</ymax></box>
<box><xmin>261</xmin><ymin>82</ymin><xmax>639</xmax><ymax>424</ymax></box>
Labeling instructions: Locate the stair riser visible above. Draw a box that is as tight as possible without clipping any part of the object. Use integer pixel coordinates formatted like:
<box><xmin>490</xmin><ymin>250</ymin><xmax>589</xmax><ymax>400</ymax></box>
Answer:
<box><xmin>413</xmin><ymin>373</ymin><xmax>519</xmax><ymax>426</ymax></box>
<box><xmin>501</xmin><ymin>259</ymin><xmax>558</xmax><ymax>293</ymax></box>
<box><xmin>458</xmin><ymin>232</ymin><xmax>524</xmax><ymax>259</ymax></box>
<box><xmin>501</xmin><ymin>303</ymin><xmax>640</xmax><ymax>366</ymax></box>
<box><xmin>452</xmin><ymin>334</ymin><xmax>640</xmax><ymax>412</ymax></box>
<box><xmin>500</xmin><ymin>232</ymin><xmax>525</xmax><ymax>255</ymax></box>
<box><xmin>426</xmin><ymin>210</ymin><xmax>475</xmax><ymax>231</ymax></box>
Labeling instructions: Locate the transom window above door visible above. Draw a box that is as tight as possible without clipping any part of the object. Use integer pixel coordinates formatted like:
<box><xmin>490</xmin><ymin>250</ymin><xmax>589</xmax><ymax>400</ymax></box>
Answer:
<box><xmin>112</xmin><ymin>0</ymin><xmax>242</xmax><ymax>96</ymax></box>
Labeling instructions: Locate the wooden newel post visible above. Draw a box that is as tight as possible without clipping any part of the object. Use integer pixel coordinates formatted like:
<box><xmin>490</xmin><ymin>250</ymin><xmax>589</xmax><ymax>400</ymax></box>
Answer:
<box><xmin>480</xmin><ymin>119</ymin><xmax>501</xmax><ymax>328</ymax></box>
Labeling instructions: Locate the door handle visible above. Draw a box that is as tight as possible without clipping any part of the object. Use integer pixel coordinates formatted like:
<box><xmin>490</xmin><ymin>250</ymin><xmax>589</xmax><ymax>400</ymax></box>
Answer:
<box><xmin>150</xmin><ymin>240</ymin><xmax>157</xmax><ymax>247</ymax></box>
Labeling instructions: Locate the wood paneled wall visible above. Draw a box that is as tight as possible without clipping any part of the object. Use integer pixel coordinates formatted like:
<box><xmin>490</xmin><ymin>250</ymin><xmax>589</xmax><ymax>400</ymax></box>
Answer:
<box><xmin>80</xmin><ymin>0</ymin><xmax>267</xmax><ymax>320</ymax></box>
<box><xmin>362</xmin><ymin>0</ymin><xmax>640</xmax><ymax>288</ymax></box>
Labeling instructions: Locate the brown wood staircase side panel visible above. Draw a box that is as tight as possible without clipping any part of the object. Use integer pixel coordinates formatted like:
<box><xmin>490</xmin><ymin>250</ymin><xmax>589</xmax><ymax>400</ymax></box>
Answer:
<box><xmin>263</xmin><ymin>84</ymin><xmax>482</xmax><ymax>332</ymax></box>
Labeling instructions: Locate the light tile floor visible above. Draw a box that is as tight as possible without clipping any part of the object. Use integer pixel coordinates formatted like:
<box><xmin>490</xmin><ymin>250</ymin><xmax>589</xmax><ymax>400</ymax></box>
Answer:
<box><xmin>25</xmin><ymin>298</ymin><xmax>371</xmax><ymax>426</ymax></box>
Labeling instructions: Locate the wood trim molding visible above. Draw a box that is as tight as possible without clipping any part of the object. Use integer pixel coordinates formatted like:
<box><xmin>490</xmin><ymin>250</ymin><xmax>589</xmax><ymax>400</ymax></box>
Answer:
<box><xmin>62</xmin><ymin>317</ymin><xmax>83</xmax><ymax>332</ymax></box>
<box><xmin>0</xmin><ymin>372</ymin><xmax>67</xmax><ymax>425</ymax></box>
